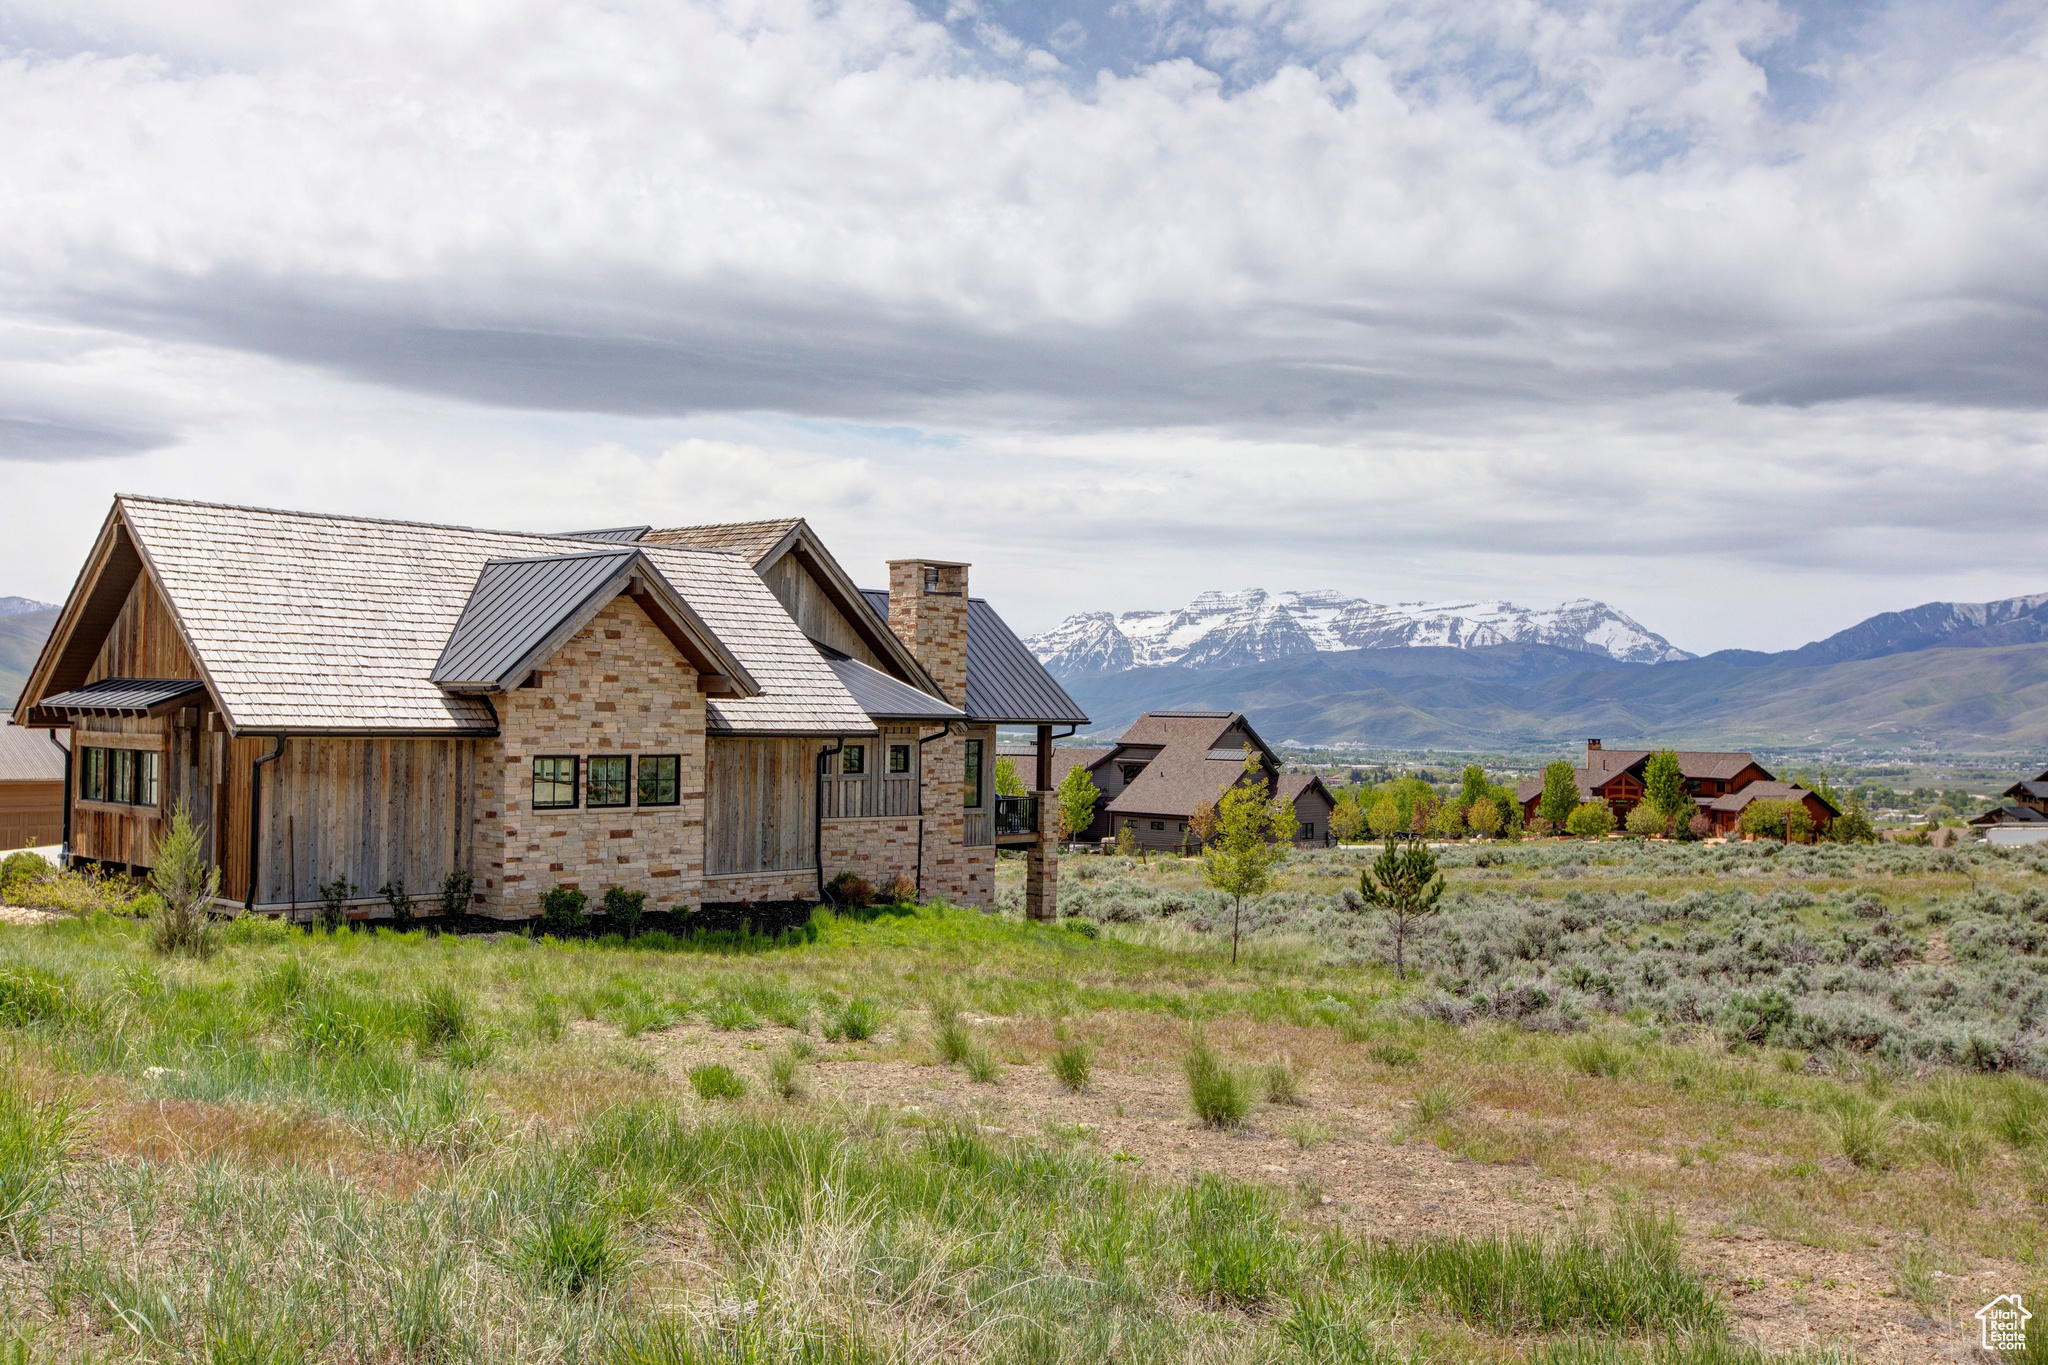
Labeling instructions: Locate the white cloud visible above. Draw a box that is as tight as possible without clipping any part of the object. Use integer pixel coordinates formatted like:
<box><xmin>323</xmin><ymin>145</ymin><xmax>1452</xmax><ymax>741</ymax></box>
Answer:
<box><xmin>0</xmin><ymin>0</ymin><xmax>2042</xmax><ymax>654</ymax></box>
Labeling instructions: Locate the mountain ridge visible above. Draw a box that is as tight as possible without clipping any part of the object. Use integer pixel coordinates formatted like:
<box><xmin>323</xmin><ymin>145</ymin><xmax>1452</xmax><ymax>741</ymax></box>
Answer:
<box><xmin>1028</xmin><ymin>589</ymin><xmax>1690</xmax><ymax>674</ymax></box>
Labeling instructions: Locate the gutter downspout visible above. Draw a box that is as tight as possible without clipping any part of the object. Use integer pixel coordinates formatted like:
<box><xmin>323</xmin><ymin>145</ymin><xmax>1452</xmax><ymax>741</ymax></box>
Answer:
<box><xmin>245</xmin><ymin>736</ymin><xmax>287</xmax><ymax>912</ymax></box>
<box><xmin>815</xmin><ymin>736</ymin><xmax>846</xmax><ymax>906</ymax></box>
<box><xmin>914</xmin><ymin>722</ymin><xmax>956</xmax><ymax>896</ymax></box>
<box><xmin>49</xmin><ymin>730</ymin><xmax>70</xmax><ymax>863</ymax></box>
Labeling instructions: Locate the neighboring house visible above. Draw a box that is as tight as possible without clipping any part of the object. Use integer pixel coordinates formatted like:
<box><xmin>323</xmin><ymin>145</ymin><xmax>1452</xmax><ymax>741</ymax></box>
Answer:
<box><xmin>1276</xmin><ymin>773</ymin><xmax>1337</xmax><ymax>844</ymax></box>
<box><xmin>1512</xmin><ymin>739</ymin><xmax>1835</xmax><ymax>837</ymax></box>
<box><xmin>1701</xmin><ymin>780</ymin><xmax>1840</xmax><ymax>837</ymax></box>
<box><xmin>0</xmin><ymin>713</ymin><xmax>65</xmax><ymax>851</ymax></box>
<box><xmin>1055</xmin><ymin>710</ymin><xmax>1327</xmax><ymax>850</ymax></box>
<box><xmin>10</xmin><ymin>498</ymin><xmax>1084</xmax><ymax>920</ymax></box>
<box><xmin>1514</xmin><ymin>740</ymin><xmax>1776</xmax><ymax>828</ymax></box>
<box><xmin>1968</xmin><ymin>769</ymin><xmax>2048</xmax><ymax>845</ymax></box>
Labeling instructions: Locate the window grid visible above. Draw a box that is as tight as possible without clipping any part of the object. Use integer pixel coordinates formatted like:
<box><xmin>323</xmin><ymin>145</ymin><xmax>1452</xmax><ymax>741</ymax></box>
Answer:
<box><xmin>964</xmin><ymin>739</ymin><xmax>983</xmax><ymax>809</ymax></box>
<box><xmin>638</xmin><ymin>755</ymin><xmax>681</xmax><ymax>807</ymax></box>
<box><xmin>842</xmin><ymin>744</ymin><xmax>865</xmax><ymax>775</ymax></box>
<box><xmin>888</xmin><ymin>744</ymin><xmax>910</xmax><ymax>774</ymax></box>
<box><xmin>587</xmin><ymin>755</ymin><xmax>631</xmax><ymax>808</ymax></box>
<box><xmin>532</xmin><ymin>756</ymin><xmax>579</xmax><ymax>810</ymax></box>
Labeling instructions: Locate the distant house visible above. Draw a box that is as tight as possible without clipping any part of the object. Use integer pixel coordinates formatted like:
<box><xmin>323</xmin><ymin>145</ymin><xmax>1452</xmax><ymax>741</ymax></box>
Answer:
<box><xmin>1513</xmin><ymin>739</ymin><xmax>1835</xmax><ymax>836</ymax></box>
<box><xmin>1012</xmin><ymin>711</ymin><xmax>1331</xmax><ymax>850</ymax></box>
<box><xmin>1969</xmin><ymin>769</ymin><xmax>2048</xmax><ymax>845</ymax></box>
<box><xmin>0</xmin><ymin>713</ymin><xmax>65</xmax><ymax>852</ymax></box>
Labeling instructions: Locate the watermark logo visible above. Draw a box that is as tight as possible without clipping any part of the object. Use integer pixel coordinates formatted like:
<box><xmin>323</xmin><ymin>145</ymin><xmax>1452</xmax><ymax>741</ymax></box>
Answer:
<box><xmin>1978</xmin><ymin>1294</ymin><xmax>2031</xmax><ymax>1353</ymax></box>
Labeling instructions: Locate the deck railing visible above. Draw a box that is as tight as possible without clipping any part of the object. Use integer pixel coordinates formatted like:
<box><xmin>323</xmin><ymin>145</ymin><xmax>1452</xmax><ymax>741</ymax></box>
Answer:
<box><xmin>995</xmin><ymin>794</ymin><xmax>1038</xmax><ymax>837</ymax></box>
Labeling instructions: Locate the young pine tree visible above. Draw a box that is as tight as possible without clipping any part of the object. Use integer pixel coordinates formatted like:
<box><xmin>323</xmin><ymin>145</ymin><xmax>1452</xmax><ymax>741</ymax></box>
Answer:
<box><xmin>1358</xmin><ymin>839</ymin><xmax>1445</xmax><ymax>979</ymax></box>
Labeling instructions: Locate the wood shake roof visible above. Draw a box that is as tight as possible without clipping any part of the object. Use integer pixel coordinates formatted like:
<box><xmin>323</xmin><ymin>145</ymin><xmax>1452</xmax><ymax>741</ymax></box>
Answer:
<box><xmin>101</xmin><ymin>497</ymin><xmax>873</xmax><ymax>737</ymax></box>
<box><xmin>641</xmin><ymin>518</ymin><xmax>805</xmax><ymax>566</ymax></box>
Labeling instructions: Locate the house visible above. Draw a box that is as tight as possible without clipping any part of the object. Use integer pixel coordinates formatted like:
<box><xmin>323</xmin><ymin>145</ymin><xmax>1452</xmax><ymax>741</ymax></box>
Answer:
<box><xmin>0</xmin><ymin>714</ymin><xmax>65</xmax><ymax>852</ymax></box>
<box><xmin>1968</xmin><ymin>769</ymin><xmax>2048</xmax><ymax>845</ymax></box>
<box><xmin>10</xmin><ymin>497</ymin><xmax>1085</xmax><ymax>921</ymax></box>
<box><xmin>1514</xmin><ymin>740</ymin><xmax>1775</xmax><ymax>828</ymax></box>
<box><xmin>1045</xmin><ymin>711</ymin><xmax>1329</xmax><ymax>850</ymax></box>
<box><xmin>1701</xmin><ymin>781</ymin><xmax>1840</xmax><ymax>837</ymax></box>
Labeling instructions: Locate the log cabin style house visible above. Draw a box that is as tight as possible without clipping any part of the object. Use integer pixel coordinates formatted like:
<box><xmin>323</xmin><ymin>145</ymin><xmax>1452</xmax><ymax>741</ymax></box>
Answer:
<box><xmin>1513</xmin><ymin>739</ymin><xmax>1837</xmax><ymax>836</ymax></box>
<box><xmin>10</xmin><ymin>498</ymin><xmax>1086</xmax><ymax>921</ymax></box>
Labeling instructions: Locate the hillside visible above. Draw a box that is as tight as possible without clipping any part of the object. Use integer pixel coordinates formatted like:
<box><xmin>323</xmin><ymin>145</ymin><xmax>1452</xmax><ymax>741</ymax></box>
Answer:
<box><xmin>0</xmin><ymin>608</ymin><xmax>55</xmax><ymax>709</ymax></box>
<box><xmin>1060</xmin><ymin>639</ymin><xmax>2048</xmax><ymax>750</ymax></box>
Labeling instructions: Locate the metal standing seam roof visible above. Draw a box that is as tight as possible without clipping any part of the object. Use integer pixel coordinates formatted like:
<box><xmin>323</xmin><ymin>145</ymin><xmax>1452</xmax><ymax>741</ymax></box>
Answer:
<box><xmin>1974</xmin><ymin>804</ymin><xmax>2048</xmax><ymax>825</ymax></box>
<box><xmin>36</xmin><ymin>677</ymin><xmax>208</xmax><ymax>715</ymax></box>
<box><xmin>430</xmin><ymin>550</ymin><xmax>753</xmax><ymax>695</ymax></box>
<box><xmin>0</xmin><ymin>714</ymin><xmax>66</xmax><ymax>783</ymax></box>
<box><xmin>2004</xmin><ymin>780</ymin><xmax>2048</xmax><ymax>800</ymax></box>
<box><xmin>859</xmin><ymin>591</ymin><xmax>1088</xmax><ymax>725</ymax></box>
<box><xmin>105</xmin><ymin>497</ymin><xmax>875</xmax><ymax>737</ymax></box>
<box><xmin>818</xmin><ymin>649</ymin><xmax>966</xmax><ymax>724</ymax></box>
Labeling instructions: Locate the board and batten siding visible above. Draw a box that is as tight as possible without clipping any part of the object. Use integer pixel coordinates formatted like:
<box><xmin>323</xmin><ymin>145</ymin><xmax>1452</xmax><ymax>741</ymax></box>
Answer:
<box><xmin>705</xmin><ymin>737</ymin><xmax>817</xmax><ymax>875</ymax></box>
<box><xmin>247</xmin><ymin>737</ymin><xmax>475</xmax><ymax>909</ymax></box>
<box><xmin>759</xmin><ymin>556</ymin><xmax>888</xmax><ymax>671</ymax></box>
<box><xmin>85</xmin><ymin>571</ymin><xmax>205</xmax><ymax>688</ymax></box>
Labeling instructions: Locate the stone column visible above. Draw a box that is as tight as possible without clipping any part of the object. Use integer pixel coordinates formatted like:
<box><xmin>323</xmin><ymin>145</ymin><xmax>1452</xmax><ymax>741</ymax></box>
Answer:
<box><xmin>886</xmin><ymin>559</ymin><xmax>973</xmax><ymax>905</ymax></box>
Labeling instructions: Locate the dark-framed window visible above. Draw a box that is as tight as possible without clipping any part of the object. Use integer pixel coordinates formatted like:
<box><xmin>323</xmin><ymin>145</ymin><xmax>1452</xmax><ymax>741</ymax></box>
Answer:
<box><xmin>842</xmin><ymin>744</ymin><xmax>865</xmax><ymax>775</ymax></box>
<box><xmin>588</xmin><ymin>755</ymin><xmax>630</xmax><ymax>808</ymax></box>
<box><xmin>1120</xmin><ymin>763</ymin><xmax>1144</xmax><ymax>785</ymax></box>
<box><xmin>76</xmin><ymin>747</ymin><xmax>159</xmax><ymax>807</ymax></box>
<box><xmin>638</xmin><ymin>754</ymin><xmax>680</xmax><ymax>807</ymax></box>
<box><xmin>1299</xmin><ymin>822</ymin><xmax>1315</xmax><ymax>841</ymax></box>
<box><xmin>888</xmin><ymin>744</ymin><xmax>910</xmax><ymax>774</ymax></box>
<box><xmin>964</xmin><ymin>739</ymin><xmax>983</xmax><ymax>808</ymax></box>
<box><xmin>1150</xmin><ymin>820</ymin><xmax>1164</xmax><ymax>830</ymax></box>
<box><xmin>533</xmin><ymin>756</ymin><xmax>579</xmax><ymax>809</ymax></box>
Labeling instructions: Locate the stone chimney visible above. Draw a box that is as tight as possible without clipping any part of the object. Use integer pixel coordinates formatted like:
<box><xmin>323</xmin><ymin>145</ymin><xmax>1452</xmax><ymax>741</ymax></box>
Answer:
<box><xmin>1586</xmin><ymin>739</ymin><xmax>1602</xmax><ymax>754</ymax></box>
<box><xmin>887</xmin><ymin>559</ymin><xmax>969</xmax><ymax>703</ymax></box>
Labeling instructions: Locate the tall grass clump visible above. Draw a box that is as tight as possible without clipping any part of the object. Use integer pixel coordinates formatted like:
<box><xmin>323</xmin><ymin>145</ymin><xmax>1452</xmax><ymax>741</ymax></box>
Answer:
<box><xmin>1263</xmin><ymin>1057</ymin><xmax>1305</xmax><ymax>1106</ymax></box>
<box><xmin>519</xmin><ymin>1207</ymin><xmax>623</xmax><ymax>1296</ymax></box>
<box><xmin>1051</xmin><ymin>1041</ymin><xmax>1093</xmax><ymax>1092</ymax></box>
<box><xmin>1361</xmin><ymin>1208</ymin><xmax>1722</xmax><ymax>1335</ymax></box>
<box><xmin>147</xmin><ymin>801</ymin><xmax>219</xmax><ymax>957</ymax></box>
<box><xmin>1186</xmin><ymin>1037</ymin><xmax>1251</xmax><ymax>1128</ymax></box>
<box><xmin>826</xmin><ymin>997</ymin><xmax>880</xmax><ymax>1042</ymax></box>
<box><xmin>0</xmin><ymin>1084</ymin><xmax>74</xmax><ymax>1255</ymax></box>
<box><xmin>1180</xmin><ymin>1175</ymin><xmax>1297</xmax><ymax>1307</ymax></box>
<box><xmin>1824</xmin><ymin>1093</ymin><xmax>1893</xmax><ymax>1170</ymax></box>
<box><xmin>689</xmin><ymin>1064</ymin><xmax>747</xmax><ymax>1101</ymax></box>
<box><xmin>931</xmin><ymin>997</ymin><xmax>972</xmax><ymax>1065</ymax></box>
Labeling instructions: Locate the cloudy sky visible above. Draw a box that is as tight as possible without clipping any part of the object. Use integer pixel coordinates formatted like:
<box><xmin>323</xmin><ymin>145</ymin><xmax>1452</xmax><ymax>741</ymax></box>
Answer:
<box><xmin>1</xmin><ymin>0</ymin><xmax>2044</xmax><ymax>654</ymax></box>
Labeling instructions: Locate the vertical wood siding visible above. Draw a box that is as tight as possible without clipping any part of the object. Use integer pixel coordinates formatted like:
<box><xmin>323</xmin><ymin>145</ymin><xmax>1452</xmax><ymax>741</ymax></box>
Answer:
<box><xmin>85</xmin><ymin>572</ymin><xmax>203</xmax><ymax>685</ymax></box>
<box><xmin>704</xmin><ymin>737</ymin><xmax>816</xmax><ymax>874</ymax></box>
<box><xmin>252</xmin><ymin>737</ymin><xmax>474</xmax><ymax>907</ymax></box>
<box><xmin>760</xmin><ymin>557</ymin><xmax>887</xmax><ymax>670</ymax></box>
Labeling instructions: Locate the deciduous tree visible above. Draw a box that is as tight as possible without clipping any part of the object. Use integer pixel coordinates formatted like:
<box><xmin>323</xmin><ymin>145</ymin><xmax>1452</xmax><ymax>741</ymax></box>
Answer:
<box><xmin>1055</xmin><ymin>765</ymin><xmax>1100</xmax><ymax>839</ymax></box>
<box><xmin>1643</xmin><ymin>750</ymin><xmax>1687</xmax><ymax>823</ymax></box>
<box><xmin>1201</xmin><ymin>755</ymin><xmax>1295</xmax><ymax>965</ymax></box>
<box><xmin>1566</xmin><ymin>801</ymin><xmax>1616</xmax><ymax>838</ymax></box>
<box><xmin>1539</xmin><ymin>760</ymin><xmax>1579</xmax><ymax>830</ymax></box>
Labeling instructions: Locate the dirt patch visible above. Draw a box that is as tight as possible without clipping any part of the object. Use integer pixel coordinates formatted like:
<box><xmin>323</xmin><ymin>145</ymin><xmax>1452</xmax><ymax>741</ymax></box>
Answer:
<box><xmin>623</xmin><ymin>1013</ymin><xmax>2025</xmax><ymax>1364</ymax></box>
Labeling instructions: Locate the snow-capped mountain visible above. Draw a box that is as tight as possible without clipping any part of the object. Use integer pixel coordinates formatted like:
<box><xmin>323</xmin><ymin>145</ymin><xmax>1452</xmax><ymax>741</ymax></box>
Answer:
<box><xmin>0</xmin><ymin>597</ymin><xmax>54</xmax><ymax>617</ymax></box>
<box><xmin>1026</xmin><ymin>590</ymin><xmax>1692</xmax><ymax>675</ymax></box>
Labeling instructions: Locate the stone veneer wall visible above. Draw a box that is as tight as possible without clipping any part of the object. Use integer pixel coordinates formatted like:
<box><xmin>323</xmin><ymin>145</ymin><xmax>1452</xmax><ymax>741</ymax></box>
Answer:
<box><xmin>473</xmin><ymin>596</ymin><xmax>705</xmax><ymax>917</ymax></box>
<box><xmin>823</xmin><ymin>816</ymin><xmax>922</xmax><ymax>894</ymax></box>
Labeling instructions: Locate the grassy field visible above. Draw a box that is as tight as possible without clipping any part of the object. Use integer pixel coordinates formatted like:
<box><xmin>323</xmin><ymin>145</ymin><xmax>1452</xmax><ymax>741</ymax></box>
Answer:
<box><xmin>3</xmin><ymin>840</ymin><xmax>2046</xmax><ymax>1362</ymax></box>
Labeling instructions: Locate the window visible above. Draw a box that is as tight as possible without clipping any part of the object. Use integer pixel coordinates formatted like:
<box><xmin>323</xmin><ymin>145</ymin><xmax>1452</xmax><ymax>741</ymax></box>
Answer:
<box><xmin>1178</xmin><ymin>822</ymin><xmax>1188</xmax><ymax>832</ymax></box>
<box><xmin>1150</xmin><ymin>820</ymin><xmax>1164</xmax><ymax>831</ymax></box>
<box><xmin>964</xmin><ymin>739</ymin><xmax>982</xmax><ymax>808</ymax></box>
<box><xmin>1299</xmin><ymin>822</ymin><xmax>1315</xmax><ymax>841</ymax></box>
<box><xmin>533</xmin><ymin>756</ymin><xmax>579</xmax><ymax>809</ymax></box>
<box><xmin>888</xmin><ymin>744</ymin><xmax>910</xmax><ymax>774</ymax></box>
<box><xmin>1119</xmin><ymin>763</ymin><xmax>1145</xmax><ymax>785</ymax></box>
<box><xmin>588</xmin><ymin>755</ymin><xmax>630</xmax><ymax>808</ymax></box>
<box><xmin>638</xmin><ymin>754</ymin><xmax>680</xmax><ymax>807</ymax></box>
<box><xmin>77</xmin><ymin>746</ymin><xmax>158</xmax><ymax>807</ymax></box>
<box><xmin>842</xmin><ymin>744</ymin><xmax>866</xmax><ymax>775</ymax></box>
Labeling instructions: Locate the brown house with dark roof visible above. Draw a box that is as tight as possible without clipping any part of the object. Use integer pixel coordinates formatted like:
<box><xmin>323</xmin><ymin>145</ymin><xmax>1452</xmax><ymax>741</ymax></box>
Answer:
<box><xmin>0</xmin><ymin>713</ymin><xmax>65</xmax><ymax>852</ymax></box>
<box><xmin>1037</xmin><ymin>711</ymin><xmax>1331</xmax><ymax>850</ymax></box>
<box><xmin>1513</xmin><ymin>739</ymin><xmax>1835</xmax><ymax>836</ymax></box>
